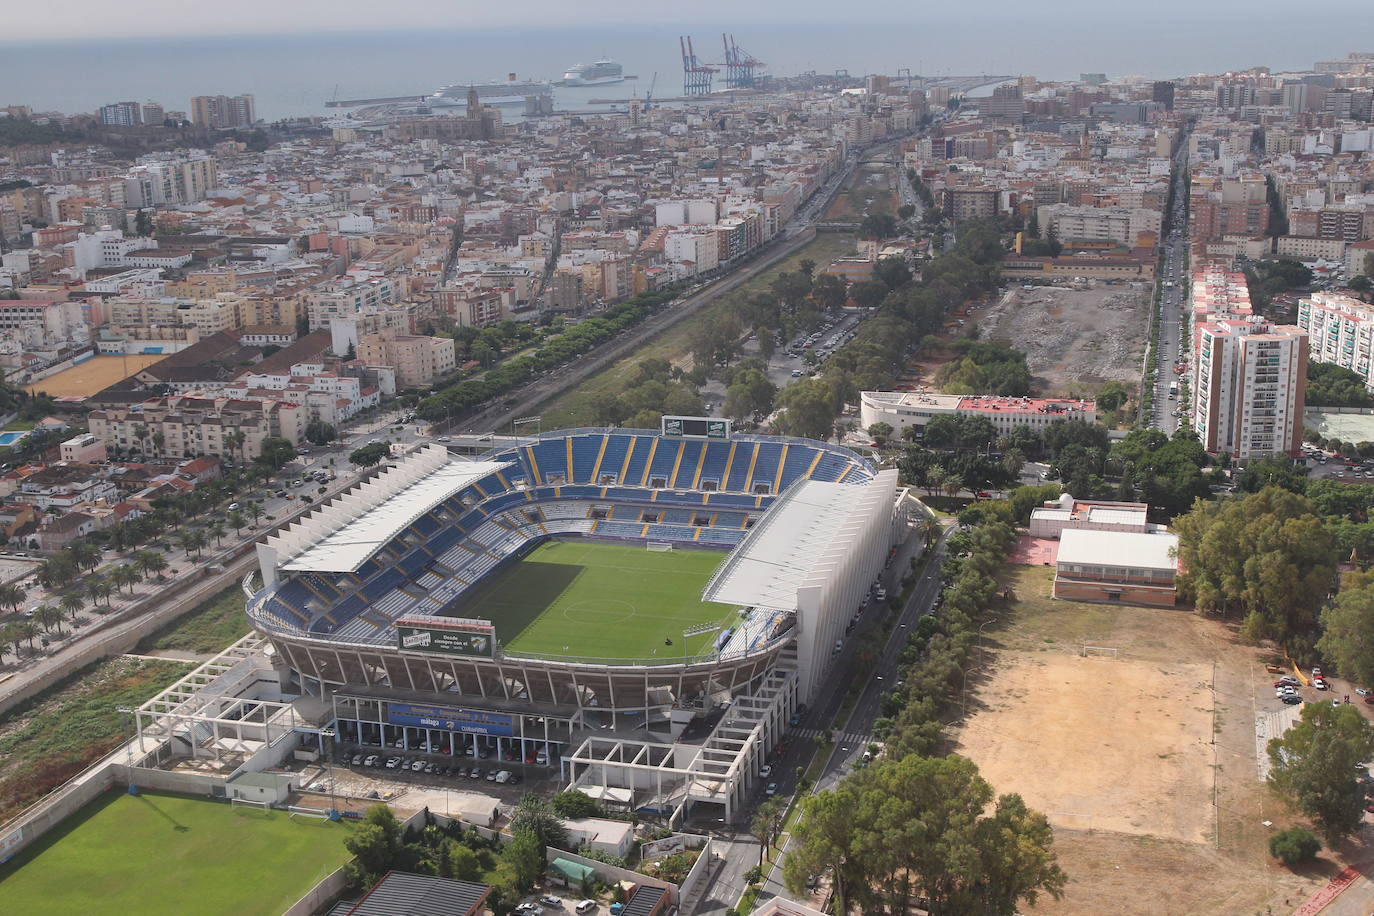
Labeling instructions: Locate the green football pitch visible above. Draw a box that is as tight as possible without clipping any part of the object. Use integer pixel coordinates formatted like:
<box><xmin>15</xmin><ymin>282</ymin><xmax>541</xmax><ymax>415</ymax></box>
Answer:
<box><xmin>0</xmin><ymin>791</ymin><xmax>352</xmax><ymax>916</ymax></box>
<box><xmin>456</xmin><ymin>540</ymin><xmax>739</xmax><ymax>662</ymax></box>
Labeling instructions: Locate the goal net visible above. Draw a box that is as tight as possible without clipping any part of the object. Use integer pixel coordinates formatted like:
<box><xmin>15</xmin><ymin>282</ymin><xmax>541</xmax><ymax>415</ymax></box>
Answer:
<box><xmin>231</xmin><ymin>797</ymin><xmax>273</xmax><ymax>813</ymax></box>
<box><xmin>288</xmin><ymin>806</ymin><xmax>331</xmax><ymax>820</ymax></box>
<box><xmin>1081</xmin><ymin>645</ymin><xmax>1119</xmax><ymax>658</ymax></box>
<box><xmin>647</xmin><ymin>542</ymin><xmax>673</xmax><ymax>552</ymax></box>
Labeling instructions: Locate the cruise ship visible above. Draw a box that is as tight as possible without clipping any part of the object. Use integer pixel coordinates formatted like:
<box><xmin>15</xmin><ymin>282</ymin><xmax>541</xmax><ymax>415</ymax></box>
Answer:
<box><xmin>427</xmin><ymin>75</ymin><xmax>552</xmax><ymax>108</ymax></box>
<box><xmin>558</xmin><ymin>58</ymin><xmax>626</xmax><ymax>87</ymax></box>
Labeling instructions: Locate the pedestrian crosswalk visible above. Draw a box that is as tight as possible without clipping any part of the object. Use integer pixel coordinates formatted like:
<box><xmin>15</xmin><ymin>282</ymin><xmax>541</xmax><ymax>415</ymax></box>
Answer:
<box><xmin>791</xmin><ymin>727</ymin><xmax>871</xmax><ymax>746</ymax></box>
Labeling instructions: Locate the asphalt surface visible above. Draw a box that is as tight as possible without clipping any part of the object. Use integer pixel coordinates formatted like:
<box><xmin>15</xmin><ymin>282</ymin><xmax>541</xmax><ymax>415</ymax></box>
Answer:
<box><xmin>1147</xmin><ymin>138</ymin><xmax>1191</xmax><ymax>434</ymax></box>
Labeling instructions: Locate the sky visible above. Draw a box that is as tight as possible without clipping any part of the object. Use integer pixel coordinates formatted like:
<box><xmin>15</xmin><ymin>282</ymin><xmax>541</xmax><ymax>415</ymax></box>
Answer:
<box><xmin>7</xmin><ymin>0</ymin><xmax>1370</xmax><ymax>43</ymax></box>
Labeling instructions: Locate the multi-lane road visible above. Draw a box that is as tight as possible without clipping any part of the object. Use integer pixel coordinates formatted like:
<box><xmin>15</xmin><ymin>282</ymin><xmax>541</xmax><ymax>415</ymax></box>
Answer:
<box><xmin>1147</xmin><ymin>138</ymin><xmax>1191</xmax><ymax>434</ymax></box>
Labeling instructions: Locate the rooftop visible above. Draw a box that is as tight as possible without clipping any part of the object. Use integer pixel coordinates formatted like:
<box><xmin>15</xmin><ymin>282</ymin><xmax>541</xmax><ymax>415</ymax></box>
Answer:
<box><xmin>1056</xmin><ymin>528</ymin><xmax>1178</xmax><ymax>571</ymax></box>
<box><xmin>281</xmin><ymin>456</ymin><xmax>509</xmax><ymax>573</ymax></box>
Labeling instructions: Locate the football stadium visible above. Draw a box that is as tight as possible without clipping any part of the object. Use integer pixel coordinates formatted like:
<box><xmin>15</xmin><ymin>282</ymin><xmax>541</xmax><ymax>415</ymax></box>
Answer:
<box><xmin>243</xmin><ymin>421</ymin><xmax>907</xmax><ymax>818</ymax></box>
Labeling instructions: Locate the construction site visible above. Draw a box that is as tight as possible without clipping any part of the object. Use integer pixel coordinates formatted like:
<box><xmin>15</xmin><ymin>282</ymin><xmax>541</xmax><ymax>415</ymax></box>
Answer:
<box><xmin>968</xmin><ymin>283</ymin><xmax>1151</xmax><ymax>396</ymax></box>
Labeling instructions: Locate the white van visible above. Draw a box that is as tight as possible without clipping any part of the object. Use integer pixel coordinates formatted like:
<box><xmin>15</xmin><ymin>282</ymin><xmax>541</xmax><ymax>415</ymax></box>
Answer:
<box><xmin>495</xmin><ymin>770</ymin><xmax>513</xmax><ymax>784</ymax></box>
<box><xmin>576</xmin><ymin>902</ymin><xmax>597</xmax><ymax>915</ymax></box>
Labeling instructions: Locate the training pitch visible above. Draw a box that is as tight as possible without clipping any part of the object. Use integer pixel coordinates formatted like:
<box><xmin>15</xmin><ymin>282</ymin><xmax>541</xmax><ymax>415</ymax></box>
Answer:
<box><xmin>0</xmin><ymin>791</ymin><xmax>352</xmax><ymax>916</ymax></box>
<box><xmin>455</xmin><ymin>539</ymin><xmax>737</xmax><ymax>662</ymax></box>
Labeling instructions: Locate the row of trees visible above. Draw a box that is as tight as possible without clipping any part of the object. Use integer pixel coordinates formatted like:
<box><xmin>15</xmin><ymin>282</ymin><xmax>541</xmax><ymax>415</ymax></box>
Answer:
<box><xmin>414</xmin><ymin>289</ymin><xmax>680</xmax><ymax>424</ymax></box>
<box><xmin>785</xmin><ymin>518</ymin><xmax>1067</xmax><ymax>915</ymax></box>
<box><xmin>583</xmin><ymin>358</ymin><xmax>708</xmax><ymax>431</ymax></box>
<box><xmin>934</xmin><ymin>339</ymin><xmax>1031</xmax><ymax>396</ymax></box>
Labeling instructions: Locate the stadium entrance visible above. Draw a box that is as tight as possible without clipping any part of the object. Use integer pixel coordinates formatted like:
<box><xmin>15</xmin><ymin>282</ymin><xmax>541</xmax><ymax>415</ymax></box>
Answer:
<box><xmin>331</xmin><ymin>691</ymin><xmax>574</xmax><ymax>773</ymax></box>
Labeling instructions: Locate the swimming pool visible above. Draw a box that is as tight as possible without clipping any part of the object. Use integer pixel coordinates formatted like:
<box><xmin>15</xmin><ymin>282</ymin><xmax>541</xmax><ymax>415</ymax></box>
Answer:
<box><xmin>0</xmin><ymin>431</ymin><xmax>30</xmax><ymax>447</ymax></box>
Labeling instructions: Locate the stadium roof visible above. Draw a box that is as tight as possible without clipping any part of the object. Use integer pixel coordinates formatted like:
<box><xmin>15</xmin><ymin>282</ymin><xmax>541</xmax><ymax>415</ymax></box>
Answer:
<box><xmin>703</xmin><ymin>479</ymin><xmax>879</xmax><ymax>611</ymax></box>
<box><xmin>281</xmin><ymin>456</ymin><xmax>510</xmax><ymax>573</ymax></box>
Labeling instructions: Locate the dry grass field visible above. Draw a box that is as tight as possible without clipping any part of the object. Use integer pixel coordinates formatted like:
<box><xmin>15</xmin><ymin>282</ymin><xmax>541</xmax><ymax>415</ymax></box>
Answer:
<box><xmin>27</xmin><ymin>355</ymin><xmax>166</xmax><ymax>398</ymax></box>
<box><xmin>950</xmin><ymin>565</ymin><xmax>1328</xmax><ymax>915</ymax></box>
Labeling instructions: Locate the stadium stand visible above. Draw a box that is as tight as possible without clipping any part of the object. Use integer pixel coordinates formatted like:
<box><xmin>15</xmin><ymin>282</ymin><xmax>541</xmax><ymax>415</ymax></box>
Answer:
<box><xmin>252</xmin><ymin>430</ymin><xmax>875</xmax><ymax>649</ymax></box>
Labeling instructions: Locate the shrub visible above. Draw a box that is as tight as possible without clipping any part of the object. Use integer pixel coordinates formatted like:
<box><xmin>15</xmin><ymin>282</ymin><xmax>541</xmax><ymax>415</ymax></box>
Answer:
<box><xmin>1269</xmin><ymin>827</ymin><xmax>1322</xmax><ymax>866</ymax></box>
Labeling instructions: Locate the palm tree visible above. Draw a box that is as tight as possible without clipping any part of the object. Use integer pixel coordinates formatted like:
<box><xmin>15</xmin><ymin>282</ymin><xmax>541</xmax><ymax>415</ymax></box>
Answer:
<box><xmin>111</xmin><ymin>564</ymin><xmax>139</xmax><ymax>595</ymax></box>
<box><xmin>35</xmin><ymin>604</ymin><xmax>63</xmax><ymax>636</ymax></box>
<box><xmin>2</xmin><ymin>622</ymin><xmax>22</xmax><ymax>660</ymax></box>
<box><xmin>227</xmin><ymin>430</ymin><xmax>247</xmax><ymax>462</ymax></box>
<box><xmin>0</xmin><ymin>582</ymin><xmax>25</xmax><ymax>614</ymax></box>
<box><xmin>86</xmin><ymin>577</ymin><xmax>112</xmax><ymax>607</ymax></box>
<box><xmin>70</xmin><ymin>541</ymin><xmax>101</xmax><ymax>573</ymax></box>
<box><xmin>926</xmin><ymin>467</ymin><xmax>948</xmax><ymax>498</ymax></box>
<box><xmin>141</xmin><ymin>552</ymin><xmax>168</xmax><ymax>580</ymax></box>
<box><xmin>181</xmin><ymin>530</ymin><xmax>206</xmax><ymax>558</ymax></box>
<box><xmin>918</xmin><ymin>515</ymin><xmax>942</xmax><ymax>548</ymax></box>
<box><xmin>941</xmin><ymin>473</ymin><xmax>965</xmax><ymax>499</ymax></box>
<box><xmin>59</xmin><ymin>593</ymin><xmax>83</xmax><ymax>624</ymax></box>
<box><xmin>226</xmin><ymin>510</ymin><xmax>245</xmax><ymax>535</ymax></box>
<box><xmin>246</xmin><ymin>501</ymin><xmax>264</xmax><ymax>525</ymax></box>
<box><xmin>14</xmin><ymin>619</ymin><xmax>40</xmax><ymax>653</ymax></box>
<box><xmin>207</xmin><ymin>521</ymin><xmax>225</xmax><ymax>547</ymax></box>
<box><xmin>133</xmin><ymin>423</ymin><xmax>149</xmax><ymax>456</ymax></box>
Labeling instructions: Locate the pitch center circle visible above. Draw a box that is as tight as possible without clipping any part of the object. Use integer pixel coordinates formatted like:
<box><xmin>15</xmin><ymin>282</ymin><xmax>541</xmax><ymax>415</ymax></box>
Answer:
<box><xmin>560</xmin><ymin>598</ymin><xmax>637</xmax><ymax>627</ymax></box>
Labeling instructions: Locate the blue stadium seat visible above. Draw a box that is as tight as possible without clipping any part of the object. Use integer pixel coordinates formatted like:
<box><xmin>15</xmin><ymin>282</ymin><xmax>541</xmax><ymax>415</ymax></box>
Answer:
<box><xmin>698</xmin><ymin>442</ymin><xmax>730</xmax><ymax>486</ymax></box>
<box><xmin>672</xmin><ymin>440</ymin><xmax>706</xmax><ymax>489</ymax></box>
<box><xmin>750</xmin><ymin>443</ymin><xmax>784</xmax><ymax>491</ymax></box>
<box><xmin>596</xmin><ymin>435</ymin><xmax>632</xmax><ymax>482</ymax></box>
<box><xmin>778</xmin><ymin>445</ymin><xmax>815</xmax><ymax>491</ymax></box>
<box><xmin>570</xmin><ymin>435</ymin><xmax>602</xmax><ymax>483</ymax></box>
<box><xmin>647</xmin><ymin>439</ymin><xmax>679</xmax><ymax>484</ymax></box>
<box><xmin>621</xmin><ymin>436</ymin><xmax>653</xmax><ymax>485</ymax></box>
<box><xmin>531</xmin><ymin>440</ymin><xmax>569</xmax><ymax>483</ymax></box>
<box><xmin>724</xmin><ymin>443</ymin><xmax>754</xmax><ymax>491</ymax></box>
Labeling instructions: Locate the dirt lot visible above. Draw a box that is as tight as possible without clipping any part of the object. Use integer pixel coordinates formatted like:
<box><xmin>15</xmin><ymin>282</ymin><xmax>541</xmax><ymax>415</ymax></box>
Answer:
<box><xmin>972</xmin><ymin>284</ymin><xmax>1149</xmax><ymax>396</ymax></box>
<box><xmin>951</xmin><ymin>565</ymin><xmax>1325</xmax><ymax>916</ymax></box>
<box><xmin>954</xmin><ymin>652</ymin><xmax>1213</xmax><ymax>842</ymax></box>
<box><xmin>27</xmin><ymin>354</ymin><xmax>166</xmax><ymax>398</ymax></box>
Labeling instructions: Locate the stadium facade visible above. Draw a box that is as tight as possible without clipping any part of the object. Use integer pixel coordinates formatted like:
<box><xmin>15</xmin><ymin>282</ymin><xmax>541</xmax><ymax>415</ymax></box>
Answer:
<box><xmin>246</xmin><ymin>425</ymin><xmax>909</xmax><ymax>818</ymax></box>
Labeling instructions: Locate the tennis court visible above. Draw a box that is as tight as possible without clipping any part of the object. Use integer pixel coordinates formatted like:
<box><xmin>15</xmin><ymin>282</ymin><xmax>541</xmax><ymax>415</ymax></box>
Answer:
<box><xmin>455</xmin><ymin>539</ymin><xmax>738</xmax><ymax>662</ymax></box>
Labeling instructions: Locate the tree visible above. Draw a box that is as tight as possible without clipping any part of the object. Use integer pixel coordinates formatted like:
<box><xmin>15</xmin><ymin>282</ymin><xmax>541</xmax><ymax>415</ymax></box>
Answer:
<box><xmin>255</xmin><ymin>437</ymin><xmax>296</xmax><ymax>470</ymax></box>
<box><xmin>34</xmin><ymin>604</ymin><xmax>62</xmax><ymax>636</ymax></box>
<box><xmin>59</xmin><ymin>592</ymin><xmax>83</xmax><ymax>624</ymax></box>
<box><xmin>226</xmin><ymin>510</ymin><xmax>246</xmax><ymax>535</ymax></box>
<box><xmin>874</xmin><ymin>257</ymin><xmax>912</xmax><ymax>290</ymax></box>
<box><xmin>508</xmin><ymin>793</ymin><xmax>568</xmax><ymax>853</ymax></box>
<box><xmin>550</xmin><ymin>790</ymin><xmax>601</xmax><ymax>820</ymax></box>
<box><xmin>1318</xmin><ymin>582</ymin><xmax>1374</xmax><ymax>685</ymax></box>
<box><xmin>859</xmin><ymin>213</ymin><xmax>898</xmax><ymax>239</ymax></box>
<box><xmin>305</xmin><ymin>421</ymin><xmax>337</xmax><ymax>446</ymax></box>
<box><xmin>774</xmin><ymin>379</ymin><xmax>838</xmax><ymax>441</ymax></box>
<box><xmin>135</xmin><ymin>550</ymin><xmax>168</xmax><ymax>580</ymax></box>
<box><xmin>445</xmin><ymin>842</ymin><xmax>483</xmax><ymax>882</ymax></box>
<box><xmin>344</xmin><ymin>805</ymin><xmax>402</xmax><ymax>889</ymax></box>
<box><xmin>13</xmin><ymin>619</ymin><xmax>38</xmax><ymax>653</ymax></box>
<box><xmin>1268</xmin><ymin>701</ymin><xmax>1374</xmax><ymax>843</ymax></box>
<box><xmin>849</xmin><ymin>279</ymin><xmax>889</xmax><ymax>310</ymax></box>
<box><xmin>111</xmin><ymin>564</ymin><xmax>139</xmax><ymax>595</ymax></box>
<box><xmin>1095</xmin><ymin>381</ymin><xmax>1129</xmax><ymax>414</ymax></box>
<box><xmin>784</xmin><ymin>754</ymin><xmax>1065</xmax><ymax>916</ymax></box>
<box><xmin>504</xmin><ymin>828</ymin><xmax>546</xmax><ymax>892</ymax></box>
<box><xmin>750</xmin><ymin>796</ymin><xmax>787</xmax><ymax>866</ymax></box>
<box><xmin>868</xmin><ymin>422</ymin><xmax>894</xmax><ymax>446</ymax></box>
<box><xmin>1173</xmin><ymin>487</ymin><xmax>1336</xmax><ymax>644</ymax></box>
<box><xmin>813</xmin><ymin>274</ymin><xmax>847</xmax><ymax>312</ymax></box>
<box><xmin>0</xmin><ymin>582</ymin><xmax>25</xmax><ymax>614</ymax></box>
<box><xmin>1268</xmin><ymin>827</ymin><xmax>1322</xmax><ymax>866</ymax></box>
<box><xmin>350</xmin><ymin>442</ymin><xmax>392</xmax><ymax>468</ymax></box>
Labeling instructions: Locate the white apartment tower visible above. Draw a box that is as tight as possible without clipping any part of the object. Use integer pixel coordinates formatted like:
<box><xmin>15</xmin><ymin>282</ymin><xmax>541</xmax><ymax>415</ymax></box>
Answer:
<box><xmin>1192</xmin><ymin>319</ymin><xmax>1307</xmax><ymax>460</ymax></box>
<box><xmin>1296</xmin><ymin>292</ymin><xmax>1374</xmax><ymax>388</ymax></box>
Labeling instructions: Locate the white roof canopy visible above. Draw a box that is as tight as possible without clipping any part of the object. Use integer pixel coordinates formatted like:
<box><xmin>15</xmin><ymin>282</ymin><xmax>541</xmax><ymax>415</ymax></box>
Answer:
<box><xmin>277</xmin><ymin>450</ymin><xmax>510</xmax><ymax>573</ymax></box>
<box><xmin>703</xmin><ymin>480</ymin><xmax>871</xmax><ymax>611</ymax></box>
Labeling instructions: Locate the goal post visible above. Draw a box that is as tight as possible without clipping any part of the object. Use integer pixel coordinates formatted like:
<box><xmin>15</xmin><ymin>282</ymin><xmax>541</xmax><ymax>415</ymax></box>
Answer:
<box><xmin>647</xmin><ymin>542</ymin><xmax>673</xmax><ymax>552</ymax></box>
<box><xmin>230</xmin><ymin>797</ymin><xmax>273</xmax><ymax>814</ymax></box>
<box><xmin>1081</xmin><ymin>645</ymin><xmax>1119</xmax><ymax>658</ymax></box>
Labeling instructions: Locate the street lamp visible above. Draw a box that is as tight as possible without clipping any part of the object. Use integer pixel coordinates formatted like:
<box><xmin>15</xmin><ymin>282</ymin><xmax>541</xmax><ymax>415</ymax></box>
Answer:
<box><xmin>320</xmin><ymin>727</ymin><xmax>338</xmax><ymax>819</ymax></box>
<box><xmin>960</xmin><ymin>615</ymin><xmax>998</xmax><ymax>718</ymax></box>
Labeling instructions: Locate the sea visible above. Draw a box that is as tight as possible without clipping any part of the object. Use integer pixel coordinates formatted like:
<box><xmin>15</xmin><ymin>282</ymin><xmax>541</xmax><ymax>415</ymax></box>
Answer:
<box><xmin>1</xmin><ymin>17</ymin><xmax>1372</xmax><ymax>123</ymax></box>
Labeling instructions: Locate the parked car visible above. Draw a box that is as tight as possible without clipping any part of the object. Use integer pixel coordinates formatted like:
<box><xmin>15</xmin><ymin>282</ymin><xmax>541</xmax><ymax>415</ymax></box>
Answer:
<box><xmin>539</xmin><ymin>896</ymin><xmax>563</xmax><ymax>908</ymax></box>
<box><xmin>765</xmin><ymin>782</ymin><xmax>778</xmax><ymax>796</ymax></box>
<box><xmin>351</xmin><ymin>754</ymin><xmax>364</xmax><ymax>766</ymax></box>
<box><xmin>363</xmin><ymin>755</ymin><xmax>379</xmax><ymax>767</ymax></box>
<box><xmin>576</xmin><ymin>901</ymin><xmax>598</xmax><ymax>915</ymax></box>
<box><xmin>1314</xmin><ymin>677</ymin><xmax>1329</xmax><ymax>690</ymax></box>
<box><xmin>1274</xmin><ymin>677</ymin><xmax>1300</xmax><ymax>687</ymax></box>
<box><xmin>1282</xmin><ymin>695</ymin><xmax>1302</xmax><ymax>705</ymax></box>
<box><xmin>759</xmin><ymin>765</ymin><xmax>772</xmax><ymax>778</ymax></box>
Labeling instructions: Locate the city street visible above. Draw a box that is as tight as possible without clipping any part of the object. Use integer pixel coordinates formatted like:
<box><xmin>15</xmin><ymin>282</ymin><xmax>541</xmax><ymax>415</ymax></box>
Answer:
<box><xmin>1148</xmin><ymin>137</ymin><xmax>1191</xmax><ymax>434</ymax></box>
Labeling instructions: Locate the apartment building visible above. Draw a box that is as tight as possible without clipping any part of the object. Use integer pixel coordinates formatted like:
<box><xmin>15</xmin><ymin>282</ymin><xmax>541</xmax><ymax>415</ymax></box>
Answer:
<box><xmin>1035</xmin><ymin>204</ymin><xmax>1162</xmax><ymax>246</ymax></box>
<box><xmin>89</xmin><ymin>396</ymin><xmax>304</xmax><ymax>460</ymax></box>
<box><xmin>190</xmin><ymin>94</ymin><xmax>256</xmax><ymax>129</ymax></box>
<box><xmin>1192</xmin><ymin>319</ymin><xmax>1307</xmax><ymax>459</ymax></box>
<box><xmin>1296</xmin><ymin>292</ymin><xmax>1374</xmax><ymax>388</ymax></box>
<box><xmin>356</xmin><ymin>329</ymin><xmax>456</xmax><ymax>387</ymax></box>
<box><xmin>304</xmin><ymin>276</ymin><xmax>398</xmax><ymax>330</ymax></box>
<box><xmin>222</xmin><ymin>366</ymin><xmax>380</xmax><ymax>425</ymax></box>
<box><xmin>98</xmin><ymin>101</ymin><xmax>142</xmax><ymax>127</ymax></box>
